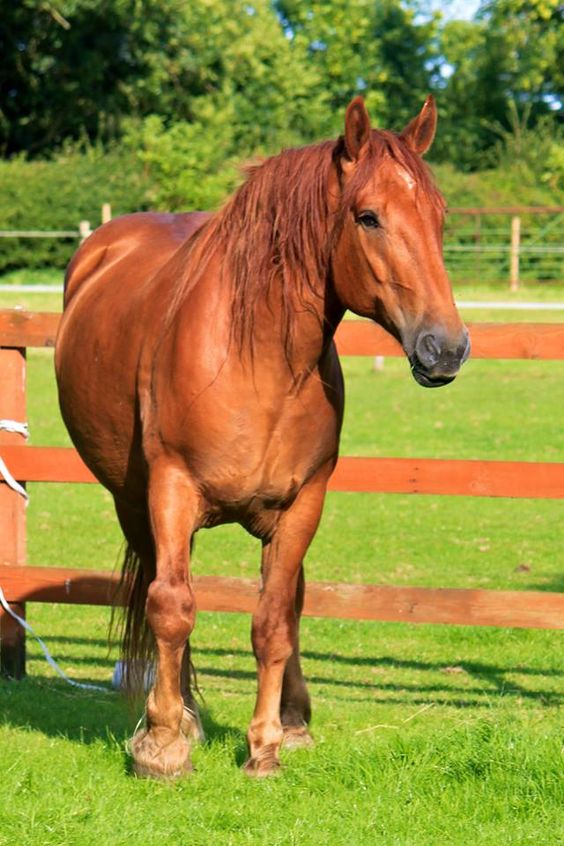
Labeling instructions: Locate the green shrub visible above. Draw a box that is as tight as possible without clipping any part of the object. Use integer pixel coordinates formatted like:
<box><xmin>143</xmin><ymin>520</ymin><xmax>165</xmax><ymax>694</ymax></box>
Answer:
<box><xmin>1</xmin><ymin>129</ymin><xmax>562</xmax><ymax>280</ymax></box>
<box><xmin>122</xmin><ymin>114</ymin><xmax>242</xmax><ymax>212</ymax></box>
<box><xmin>0</xmin><ymin>146</ymin><xmax>149</xmax><ymax>272</ymax></box>
<box><xmin>431</xmin><ymin>162</ymin><xmax>564</xmax><ymax>284</ymax></box>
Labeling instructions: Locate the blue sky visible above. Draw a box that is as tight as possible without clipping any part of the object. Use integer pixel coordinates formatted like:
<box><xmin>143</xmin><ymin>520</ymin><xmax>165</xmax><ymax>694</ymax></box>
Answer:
<box><xmin>430</xmin><ymin>0</ymin><xmax>481</xmax><ymax>20</ymax></box>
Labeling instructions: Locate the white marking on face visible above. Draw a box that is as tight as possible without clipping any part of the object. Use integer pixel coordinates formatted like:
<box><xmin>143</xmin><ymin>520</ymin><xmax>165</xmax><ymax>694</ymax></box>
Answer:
<box><xmin>396</xmin><ymin>166</ymin><xmax>416</xmax><ymax>191</ymax></box>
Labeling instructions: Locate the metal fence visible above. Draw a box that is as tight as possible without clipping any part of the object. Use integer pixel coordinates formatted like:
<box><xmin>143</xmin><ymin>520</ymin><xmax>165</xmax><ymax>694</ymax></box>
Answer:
<box><xmin>444</xmin><ymin>207</ymin><xmax>564</xmax><ymax>288</ymax></box>
<box><xmin>0</xmin><ymin>206</ymin><xmax>562</xmax><ymax>289</ymax></box>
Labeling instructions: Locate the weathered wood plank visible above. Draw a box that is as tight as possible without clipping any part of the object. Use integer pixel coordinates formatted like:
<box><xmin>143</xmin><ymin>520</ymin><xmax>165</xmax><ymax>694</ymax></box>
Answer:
<box><xmin>1</xmin><ymin>445</ymin><xmax>96</xmax><ymax>483</ymax></box>
<box><xmin>328</xmin><ymin>456</ymin><xmax>564</xmax><ymax>499</ymax></box>
<box><xmin>334</xmin><ymin>321</ymin><xmax>564</xmax><ymax>360</ymax></box>
<box><xmin>0</xmin><ymin>311</ymin><xmax>59</xmax><ymax>348</ymax></box>
<box><xmin>448</xmin><ymin>206</ymin><xmax>564</xmax><ymax>215</ymax></box>
<box><xmin>1</xmin><ymin>566</ymin><xmax>562</xmax><ymax>629</ymax></box>
<box><xmin>2</xmin><ymin>311</ymin><xmax>564</xmax><ymax>359</ymax></box>
<box><xmin>0</xmin><ymin>349</ymin><xmax>27</xmax><ymax>678</ymax></box>
<box><xmin>3</xmin><ymin>446</ymin><xmax>563</xmax><ymax>498</ymax></box>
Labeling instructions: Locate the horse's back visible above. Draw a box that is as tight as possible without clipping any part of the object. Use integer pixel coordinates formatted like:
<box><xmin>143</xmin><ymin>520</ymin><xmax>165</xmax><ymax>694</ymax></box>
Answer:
<box><xmin>63</xmin><ymin>211</ymin><xmax>209</xmax><ymax>306</ymax></box>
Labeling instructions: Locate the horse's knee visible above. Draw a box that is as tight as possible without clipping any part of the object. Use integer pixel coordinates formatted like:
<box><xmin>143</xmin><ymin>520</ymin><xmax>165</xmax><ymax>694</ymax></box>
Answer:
<box><xmin>146</xmin><ymin>577</ymin><xmax>195</xmax><ymax>648</ymax></box>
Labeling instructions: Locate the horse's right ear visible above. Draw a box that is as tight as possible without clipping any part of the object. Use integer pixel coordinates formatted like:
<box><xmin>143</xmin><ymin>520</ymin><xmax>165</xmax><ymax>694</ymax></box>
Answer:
<box><xmin>343</xmin><ymin>97</ymin><xmax>371</xmax><ymax>161</ymax></box>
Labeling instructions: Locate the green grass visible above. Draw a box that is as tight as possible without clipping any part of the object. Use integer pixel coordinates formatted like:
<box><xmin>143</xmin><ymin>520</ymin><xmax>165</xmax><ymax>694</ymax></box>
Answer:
<box><xmin>2</xmin><ymin>273</ymin><xmax>564</xmax><ymax>322</ymax></box>
<box><xmin>1</xmin><ymin>610</ymin><xmax>562</xmax><ymax>845</ymax></box>
<box><xmin>1</xmin><ymin>281</ymin><xmax>563</xmax><ymax>845</ymax></box>
<box><xmin>0</xmin><ymin>267</ymin><xmax>65</xmax><ymax>287</ymax></box>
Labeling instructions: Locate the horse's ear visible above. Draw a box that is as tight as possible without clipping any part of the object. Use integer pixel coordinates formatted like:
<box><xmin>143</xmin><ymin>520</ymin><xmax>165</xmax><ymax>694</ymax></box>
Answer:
<box><xmin>344</xmin><ymin>96</ymin><xmax>371</xmax><ymax>161</ymax></box>
<box><xmin>400</xmin><ymin>95</ymin><xmax>437</xmax><ymax>156</ymax></box>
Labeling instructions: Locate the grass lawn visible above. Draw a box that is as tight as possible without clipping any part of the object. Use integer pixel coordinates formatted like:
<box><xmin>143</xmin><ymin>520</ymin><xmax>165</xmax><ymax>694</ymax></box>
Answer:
<box><xmin>0</xmin><ymin>278</ymin><xmax>563</xmax><ymax>845</ymax></box>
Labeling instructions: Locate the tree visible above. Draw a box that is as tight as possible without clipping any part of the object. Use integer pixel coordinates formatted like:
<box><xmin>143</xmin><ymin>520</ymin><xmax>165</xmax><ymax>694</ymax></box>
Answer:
<box><xmin>275</xmin><ymin>0</ymin><xmax>439</xmax><ymax>135</ymax></box>
<box><xmin>478</xmin><ymin>0</ymin><xmax>563</xmax><ymax>109</ymax></box>
<box><xmin>0</xmin><ymin>0</ymin><xmax>323</xmax><ymax>157</ymax></box>
<box><xmin>432</xmin><ymin>0</ymin><xmax>563</xmax><ymax>168</ymax></box>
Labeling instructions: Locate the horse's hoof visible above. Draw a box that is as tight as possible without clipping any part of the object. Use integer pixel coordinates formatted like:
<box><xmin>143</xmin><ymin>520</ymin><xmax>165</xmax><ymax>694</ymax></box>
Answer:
<box><xmin>282</xmin><ymin>725</ymin><xmax>314</xmax><ymax>750</ymax></box>
<box><xmin>181</xmin><ymin>705</ymin><xmax>205</xmax><ymax>745</ymax></box>
<box><xmin>129</xmin><ymin>728</ymin><xmax>192</xmax><ymax>780</ymax></box>
<box><xmin>242</xmin><ymin>743</ymin><xmax>282</xmax><ymax>778</ymax></box>
<box><xmin>243</xmin><ymin>756</ymin><xmax>282</xmax><ymax>778</ymax></box>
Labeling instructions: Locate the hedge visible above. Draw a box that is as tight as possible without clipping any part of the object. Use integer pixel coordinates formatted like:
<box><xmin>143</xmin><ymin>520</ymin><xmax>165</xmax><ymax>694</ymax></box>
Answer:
<box><xmin>0</xmin><ymin>148</ymin><xmax>149</xmax><ymax>272</ymax></box>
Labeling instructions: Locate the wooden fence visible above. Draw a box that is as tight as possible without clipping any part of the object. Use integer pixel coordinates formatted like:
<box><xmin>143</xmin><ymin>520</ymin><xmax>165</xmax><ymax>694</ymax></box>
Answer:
<box><xmin>1</xmin><ymin>310</ymin><xmax>563</xmax><ymax>679</ymax></box>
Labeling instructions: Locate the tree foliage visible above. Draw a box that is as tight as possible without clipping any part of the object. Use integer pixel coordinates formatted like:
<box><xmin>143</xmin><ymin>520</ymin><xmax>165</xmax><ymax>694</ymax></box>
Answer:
<box><xmin>432</xmin><ymin>0</ymin><xmax>563</xmax><ymax>167</ymax></box>
<box><xmin>276</xmin><ymin>0</ymin><xmax>440</xmax><ymax>134</ymax></box>
<box><xmin>0</xmin><ymin>0</ymin><xmax>562</xmax><ymax>174</ymax></box>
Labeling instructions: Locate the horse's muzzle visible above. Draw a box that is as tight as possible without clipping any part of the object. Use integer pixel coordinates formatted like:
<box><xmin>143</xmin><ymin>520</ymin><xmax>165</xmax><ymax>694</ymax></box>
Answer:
<box><xmin>408</xmin><ymin>326</ymin><xmax>471</xmax><ymax>388</ymax></box>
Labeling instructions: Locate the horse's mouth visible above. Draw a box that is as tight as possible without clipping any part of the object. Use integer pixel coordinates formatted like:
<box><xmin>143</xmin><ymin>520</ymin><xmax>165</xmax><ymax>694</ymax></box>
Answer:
<box><xmin>409</xmin><ymin>363</ymin><xmax>457</xmax><ymax>388</ymax></box>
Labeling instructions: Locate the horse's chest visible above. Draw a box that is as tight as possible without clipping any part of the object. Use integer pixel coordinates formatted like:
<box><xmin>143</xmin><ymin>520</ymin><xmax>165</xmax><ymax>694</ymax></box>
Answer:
<box><xmin>196</xmin><ymin>404</ymin><xmax>336</xmax><ymax>519</ymax></box>
<box><xmin>155</xmin><ymin>345</ymin><xmax>343</xmax><ymax>528</ymax></box>
<box><xmin>203</xmin><ymin>430</ymin><xmax>323</xmax><ymax>504</ymax></box>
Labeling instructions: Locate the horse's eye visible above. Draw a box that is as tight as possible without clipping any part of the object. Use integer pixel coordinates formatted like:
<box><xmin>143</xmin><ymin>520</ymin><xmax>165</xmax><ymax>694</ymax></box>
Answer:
<box><xmin>357</xmin><ymin>211</ymin><xmax>380</xmax><ymax>230</ymax></box>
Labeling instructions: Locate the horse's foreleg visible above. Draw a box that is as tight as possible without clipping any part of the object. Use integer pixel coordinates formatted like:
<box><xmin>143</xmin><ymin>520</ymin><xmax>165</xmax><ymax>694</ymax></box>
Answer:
<box><xmin>130</xmin><ymin>459</ymin><xmax>199</xmax><ymax>780</ymax></box>
<box><xmin>244</xmin><ymin>467</ymin><xmax>330</xmax><ymax>777</ymax></box>
<box><xmin>280</xmin><ymin>564</ymin><xmax>313</xmax><ymax>749</ymax></box>
<box><xmin>180</xmin><ymin>639</ymin><xmax>205</xmax><ymax>743</ymax></box>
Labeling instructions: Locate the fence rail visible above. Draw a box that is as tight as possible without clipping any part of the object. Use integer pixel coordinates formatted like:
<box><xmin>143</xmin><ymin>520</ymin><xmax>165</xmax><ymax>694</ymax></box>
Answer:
<box><xmin>1</xmin><ymin>310</ymin><xmax>563</xmax><ymax>678</ymax></box>
<box><xmin>2</xmin><ymin>310</ymin><xmax>564</xmax><ymax>358</ymax></box>
<box><xmin>0</xmin><ymin>230</ymin><xmax>79</xmax><ymax>239</ymax></box>
<box><xmin>2</xmin><ymin>566</ymin><xmax>562</xmax><ymax>630</ymax></box>
<box><xmin>2</xmin><ymin>446</ymin><xmax>563</xmax><ymax>499</ymax></box>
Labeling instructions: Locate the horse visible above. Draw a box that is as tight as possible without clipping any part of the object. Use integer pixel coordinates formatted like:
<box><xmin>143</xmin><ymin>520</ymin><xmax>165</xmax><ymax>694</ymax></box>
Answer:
<box><xmin>55</xmin><ymin>95</ymin><xmax>470</xmax><ymax>779</ymax></box>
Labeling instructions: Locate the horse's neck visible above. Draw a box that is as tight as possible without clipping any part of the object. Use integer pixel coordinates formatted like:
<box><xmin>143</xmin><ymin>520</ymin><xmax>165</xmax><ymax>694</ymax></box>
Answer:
<box><xmin>243</xmin><ymin>284</ymin><xmax>343</xmax><ymax>385</ymax></box>
<box><xmin>174</xmin><ymin>226</ymin><xmax>344</xmax><ymax>378</ymax></box>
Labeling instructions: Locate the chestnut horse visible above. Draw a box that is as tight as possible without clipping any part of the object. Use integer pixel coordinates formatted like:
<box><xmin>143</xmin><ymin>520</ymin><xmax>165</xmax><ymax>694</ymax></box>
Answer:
<box><xmin>55</xmin><ymin>96</ymin><xmax>469</xmax><ymax>779</ymax></box>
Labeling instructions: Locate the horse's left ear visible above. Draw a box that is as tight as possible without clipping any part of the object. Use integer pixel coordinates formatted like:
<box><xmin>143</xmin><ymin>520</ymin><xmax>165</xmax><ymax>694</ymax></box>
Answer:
<box><xmin>400</xmin><ymin>95</ymin><xmax>437</xmax><ymax>156</ymax></box>
<box><xmin>344</xmin><ymin>96</ymin><xmax>371</xmax><ymax>161</ymax></box>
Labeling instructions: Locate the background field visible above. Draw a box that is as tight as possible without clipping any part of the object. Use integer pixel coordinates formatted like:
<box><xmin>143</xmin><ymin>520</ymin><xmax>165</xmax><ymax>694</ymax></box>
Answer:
<box><xmin>0</xmin><ymin>284</ymin><xmax>563</xmax><ymax>845</ymax></box>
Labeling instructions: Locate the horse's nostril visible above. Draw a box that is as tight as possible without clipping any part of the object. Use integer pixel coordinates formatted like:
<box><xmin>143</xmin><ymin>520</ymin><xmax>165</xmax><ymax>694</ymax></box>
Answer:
<box><xmin>416</xmin><ymin>332</ymin><xmax>441</xmax><ymax>368</ymax></box>
<box><xmin>424</xmin><ymin>334</ymin><xmax>441</xmax><ymax>359</ymax></box>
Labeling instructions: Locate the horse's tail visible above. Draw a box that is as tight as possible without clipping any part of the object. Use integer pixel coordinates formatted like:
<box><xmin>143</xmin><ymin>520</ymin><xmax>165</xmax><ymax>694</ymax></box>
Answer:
<box><xmin>111</xmin><ymin>543</ymin><xmax>155</xmax><ymax>697</ymax></box>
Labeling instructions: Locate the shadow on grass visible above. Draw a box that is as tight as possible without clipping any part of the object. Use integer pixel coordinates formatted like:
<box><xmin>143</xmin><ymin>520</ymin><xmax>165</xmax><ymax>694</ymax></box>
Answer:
<box><xmin>195</xmin><ymin>665</ymin><xmax>561</xmax><ymax>707</ymax></box>
<box><xmin>2</xmin><ymin>635</ymin><xmax>560</xmax><ymax>756</ymax></box>
<box><xmin>35</xmin><ymin>638</ymin><xmax>564</xmax><ymax>680</ymax></box>
<box><xmin>188</xmin><ymin>646</ymin><xmax>563</xmax><ymax>707</ymax></box>
<box><xmin>0</xmin><ymin>675</ymin><xmax>243</xmax><ymax>756</ymax></box>
<box><xmin>189</xmin><ymin>645</ymin><xmax>564</xmax><ymax>678</ymax></box>
<box><xmin>530</xmin><ymin>573</ymin><xmax>564</xmax><ymax>594</ymax></box>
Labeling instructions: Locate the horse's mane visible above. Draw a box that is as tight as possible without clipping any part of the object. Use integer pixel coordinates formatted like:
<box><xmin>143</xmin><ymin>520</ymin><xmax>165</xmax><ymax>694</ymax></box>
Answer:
<box><xmin>169</xmin><ymin>129</ymin><xmax>444</xmax><ymax>350</ymax></box>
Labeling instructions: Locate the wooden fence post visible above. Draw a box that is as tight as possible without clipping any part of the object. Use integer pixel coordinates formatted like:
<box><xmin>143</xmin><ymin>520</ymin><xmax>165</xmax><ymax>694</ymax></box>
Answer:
<box><xmin>510</xmin><ymin>215</ymin><xmax>521</xmax><ymax>291</ymax></box>
<box><xmin>475</xmin><ymin>213</ymin><xmax>482</xmax><ymax>279</ymax></box>
<box><xmin>79</xmin><ymin>220</ymin><xmax>92</xmax><ymax>243</ymax></box>
<box><xmin>0</xmin><ymin>347</ymin><xmax>27</xmax><ymax>678</ymax></box>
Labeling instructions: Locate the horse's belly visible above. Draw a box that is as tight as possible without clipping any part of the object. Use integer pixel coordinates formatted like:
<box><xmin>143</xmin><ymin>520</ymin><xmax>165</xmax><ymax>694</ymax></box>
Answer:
<box><xmin>55</xmin><ymin>282</ymin><xmax>149</xmax><ymax>497</ymax></box>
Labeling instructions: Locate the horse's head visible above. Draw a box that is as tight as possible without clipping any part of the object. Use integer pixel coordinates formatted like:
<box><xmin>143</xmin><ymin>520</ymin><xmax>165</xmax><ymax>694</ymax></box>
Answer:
<box><xmin>331</xmin><ymin>96</ymin><xmax>470</xmax><ymax>387</ymax></box>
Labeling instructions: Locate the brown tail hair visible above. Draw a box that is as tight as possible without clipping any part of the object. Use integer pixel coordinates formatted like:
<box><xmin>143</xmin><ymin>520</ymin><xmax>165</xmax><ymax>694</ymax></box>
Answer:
<box><xmin>111</xmin><ymin>541</ymin><xmax>201</xmax><ymax>702</ymax></box>
<box><xmin>111</xmin><ymin>543</ymin><xmax>155</xmax><ymax>696</ymax></box>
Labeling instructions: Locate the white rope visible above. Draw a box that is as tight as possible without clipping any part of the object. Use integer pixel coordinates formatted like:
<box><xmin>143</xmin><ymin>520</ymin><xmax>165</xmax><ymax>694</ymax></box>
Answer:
<box><xmin>0</xmin><ymin>585</ymin><xmax>109</xmax><ymax>692</ymax></box>
<box><xmin>0</xmin><ymin>419</ymin><xmax>30</xmax><ymax>502</ymax></box>
<box><xmin>0</xmin><ymin>420</ymin><xmax>29</xmax><ymax>438</ymax></box>
<box><xmin>112</xmin><ymin>659</ymin><xmax>155</xmax><ymax>691</ymax></box>
<box><xmin>0</xmin><ymin>455</ymin><xmax>29</xmax><ymax>501</ymax></box>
